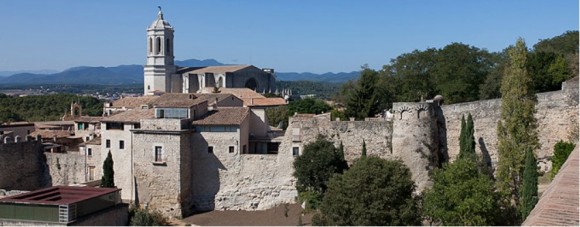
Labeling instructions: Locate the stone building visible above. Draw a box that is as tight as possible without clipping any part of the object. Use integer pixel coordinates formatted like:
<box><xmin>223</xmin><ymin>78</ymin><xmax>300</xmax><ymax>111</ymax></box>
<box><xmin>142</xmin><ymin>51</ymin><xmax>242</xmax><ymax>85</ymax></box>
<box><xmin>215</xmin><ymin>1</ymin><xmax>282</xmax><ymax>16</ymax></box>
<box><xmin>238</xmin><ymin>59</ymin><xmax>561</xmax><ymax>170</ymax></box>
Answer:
<box><xmin>144</xmin><ymin>8</ymin><xmax>276</xmax><ymax>96</ymax></box>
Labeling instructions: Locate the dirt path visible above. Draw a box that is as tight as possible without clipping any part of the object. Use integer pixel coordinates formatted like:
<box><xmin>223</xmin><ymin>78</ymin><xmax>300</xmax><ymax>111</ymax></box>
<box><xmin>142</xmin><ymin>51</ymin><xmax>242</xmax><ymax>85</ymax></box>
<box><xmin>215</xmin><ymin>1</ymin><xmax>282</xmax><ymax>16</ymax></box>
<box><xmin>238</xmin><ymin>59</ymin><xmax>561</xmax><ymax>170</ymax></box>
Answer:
<box><xmin>182</xmin><ymin>203</ymin><xmax>312</xmax><ymax>226</ymax></box>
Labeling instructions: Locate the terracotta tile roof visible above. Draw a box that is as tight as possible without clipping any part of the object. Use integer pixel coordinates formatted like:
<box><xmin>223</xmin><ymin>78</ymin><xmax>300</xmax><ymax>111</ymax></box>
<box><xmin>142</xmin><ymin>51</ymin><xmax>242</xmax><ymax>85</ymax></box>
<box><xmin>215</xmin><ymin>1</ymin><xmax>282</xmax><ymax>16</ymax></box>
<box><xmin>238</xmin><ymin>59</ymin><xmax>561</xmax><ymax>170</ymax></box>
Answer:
<box><xmin>195</xmin><ymin>93</ymin><xmax>240</xmax><ymax>105</ymax></box>
<box><xmin>246</xmin><ymin>97</ymin><xmax>287</xmax><ymax>107</ymax></box>
<box><xmin>192</xmin><ymin>107</ymin><xmax>249</xmax><ymax>126</ymax></box>
<box><xmin>30</xmin><ymin>130</ymin><xmax>72</xmax><ymax>138</ymax></box>
<box><xmin>84</xmin><ymin>136</ymin><xmax>101</xmax><ymax>145</ymax></box>
<box><xmin>205</xmin><ymin>88</ymin><xmax>266</xmax><ymax>99</ymax></box>
<box><xmin>111</xmin><ymin>96</ymin><xmax>159</xmax><ymax>108</ymax></box>
<box><xmin>75</xmin><ymin>116</ymin><xmax>103</xmax><ymax>123</ymax></box>
<box><xmin>178</xmin><ymin>65</ymin><xmax>251</xmax><ymax>75</ymax></box>
<box><xmin>102</xmin><ymin>108</ymin><xmax>155</xmax><ymax>123</ymax></box>
<box><xmin>522</xmin><ymin>145</ymin><xmax>579</xmax><ymax>226</ymax></box>
<box><xmin>152</xmin><ymin>93</ymin><xmax>206</xmax><ymax>108</ymax></box>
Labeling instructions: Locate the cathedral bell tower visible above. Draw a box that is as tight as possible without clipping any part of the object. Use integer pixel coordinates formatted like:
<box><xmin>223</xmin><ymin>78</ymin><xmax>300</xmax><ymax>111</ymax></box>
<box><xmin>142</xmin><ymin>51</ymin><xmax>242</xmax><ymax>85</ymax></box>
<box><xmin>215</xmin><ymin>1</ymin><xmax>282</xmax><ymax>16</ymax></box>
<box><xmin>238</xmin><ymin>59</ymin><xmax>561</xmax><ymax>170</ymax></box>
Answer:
<box><xmin>144</xmin><ymin>7</ymin><xmax>176</xmax><ymax>95</ymax></box>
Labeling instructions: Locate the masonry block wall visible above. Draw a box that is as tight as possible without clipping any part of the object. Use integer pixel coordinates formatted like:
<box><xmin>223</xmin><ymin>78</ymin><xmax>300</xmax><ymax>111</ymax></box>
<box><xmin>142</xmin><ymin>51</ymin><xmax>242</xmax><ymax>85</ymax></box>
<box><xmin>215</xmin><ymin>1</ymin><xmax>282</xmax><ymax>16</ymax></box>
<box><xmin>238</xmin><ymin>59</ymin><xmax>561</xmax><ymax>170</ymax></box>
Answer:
<box><xmin>0</xmin><ymin>139</ymin><xmax>49</xmax><ymax>191</ymax></box>
<box><xmin>441</xmin><ymin>79</ymin><xmax>578</xmax><ymax>173</ymax></box>
<box><xmin>45</xmin><ymin>152</ymin><xmax>86</xmax><ymax>186</ymax></box>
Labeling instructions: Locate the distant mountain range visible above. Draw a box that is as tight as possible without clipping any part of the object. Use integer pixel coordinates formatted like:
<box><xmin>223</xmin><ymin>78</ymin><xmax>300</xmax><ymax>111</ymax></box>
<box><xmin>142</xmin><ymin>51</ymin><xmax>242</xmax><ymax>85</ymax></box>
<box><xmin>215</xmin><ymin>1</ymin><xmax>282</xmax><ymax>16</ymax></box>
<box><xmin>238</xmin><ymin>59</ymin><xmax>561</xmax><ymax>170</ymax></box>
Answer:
<box><xmin>0</xmin><ymin>59</ymin><xmax>359</xmax><ymax>84</ymax></box>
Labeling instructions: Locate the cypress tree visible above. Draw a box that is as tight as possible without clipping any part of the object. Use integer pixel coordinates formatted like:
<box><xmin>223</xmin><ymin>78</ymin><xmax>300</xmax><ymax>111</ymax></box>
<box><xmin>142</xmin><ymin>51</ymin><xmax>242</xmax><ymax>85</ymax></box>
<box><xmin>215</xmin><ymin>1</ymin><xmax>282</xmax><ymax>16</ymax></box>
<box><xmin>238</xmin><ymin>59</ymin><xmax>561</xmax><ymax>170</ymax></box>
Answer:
<box><xmin>361</xmin><ymin>140</ymin><xmax>367</xmax><ymax>158</ymax></box>
<box><xmin>458</xmin><ymin>113</ymin><xmax>476</xmax><ymax>160</ymax></box>
<box><xmin>519</xmin><ymin>148</ymin><xmax>538</xmax><ymax>221</ymax></box>
<box><xmin>101</xmin><ymin>150</ymin><xmax>115</xmax><ymax>188</ymax></box>
<box><xmin>338</xmin><ymin>141</ymin><xmax>346</xmax><ymax>162</ymax></box>
<box><xmin>459</xmin><ymin>114</ymin><xmax>467</xmax><ymax>157</ymax></box>
<box><xmin>496</xmin><ymin>38</ymin><xmax>539</xmax><ymax>216</ymax></box>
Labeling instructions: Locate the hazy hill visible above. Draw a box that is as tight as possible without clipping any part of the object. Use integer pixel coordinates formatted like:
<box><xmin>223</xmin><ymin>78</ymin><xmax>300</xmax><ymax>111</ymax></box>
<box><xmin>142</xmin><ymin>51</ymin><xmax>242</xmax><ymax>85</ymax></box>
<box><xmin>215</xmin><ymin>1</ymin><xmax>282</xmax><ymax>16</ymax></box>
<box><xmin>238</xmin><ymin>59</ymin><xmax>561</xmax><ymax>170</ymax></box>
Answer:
<box><xmin>0</xmin><ymin>59</ymin><xmax>357</xmax><ymax>84</ymax></box>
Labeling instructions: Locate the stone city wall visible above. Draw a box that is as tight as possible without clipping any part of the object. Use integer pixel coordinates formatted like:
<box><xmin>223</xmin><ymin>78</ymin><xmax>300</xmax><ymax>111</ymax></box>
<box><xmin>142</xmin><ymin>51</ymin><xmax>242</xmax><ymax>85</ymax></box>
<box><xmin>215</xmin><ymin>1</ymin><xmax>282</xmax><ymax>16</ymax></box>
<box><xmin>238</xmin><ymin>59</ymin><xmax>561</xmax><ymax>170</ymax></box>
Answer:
<box><xmin>286</xmin><ymin>113</ymin><xmax>394</xmax><ymax>162</ymax></box>
<box><xmin>45</xmin><ymin>152</ymin><xmax>86</xmax><ymax>186</ymax></box>
<box><xmin>191</xmin><ymin>125</ymin><xmax>296</xmax><ymax>213</ymax></box>
<box><xmin>440</xmin><ymin>80</ymin><xmax>578</xmax><ymax>173</ymax></box>
<box><xmin>0</xmin><ymin>137</ymin><xmax>49</xmax><ymax>191</ymax></box>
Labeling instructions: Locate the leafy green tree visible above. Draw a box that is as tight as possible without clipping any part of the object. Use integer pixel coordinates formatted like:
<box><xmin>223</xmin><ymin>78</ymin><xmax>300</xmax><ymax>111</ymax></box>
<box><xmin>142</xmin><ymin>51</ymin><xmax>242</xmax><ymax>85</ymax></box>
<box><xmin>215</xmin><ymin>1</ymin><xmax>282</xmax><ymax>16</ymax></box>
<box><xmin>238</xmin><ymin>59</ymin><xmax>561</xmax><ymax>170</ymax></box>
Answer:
<box><xmin>100</xmin><ymin>151</ymin><xmax>115</xmax><ymax>188</ymax></box>
<box><xmin>432</xmin><ymin>43</ymin><xmax>495</xmax><ymax>103</ymax></box>
<box><xmin>519</xmin><ymin>148</ymin><xmax>538</xmax><ymax>221</ymax></box>
<box><xmin>287</xmin><ymin>98</ymin><xmax>331</xmax><ymax>116</ymax></box>
<box><xmin>381</xmin><ymin>49</ymin><xmax>437</xmax><ymax>102</ymax></box>
<box><xmin>423</xmin><ymin>158</ymin><xmax>501</xmax><ymax>225</ymax></box>
<box><xmin>344</xmin><ymin>68</ymin><xmax>381</xmax><ymax>120</ymax></box>
<box><xmin>0</xmin><ymin>108</ymin><xmax>23</xmax><ymax>123</ymax></box>
<box><xmin>549</xmin><ymin>140</ymin><xmax>576</xmax><ymax>179</ymax></box>
<box><xmin>293</xmin><ymin>136</ymin><xmax>348</xmax><ymax>209</ymax></box>
<box><xmin>548</xmin><ymin>55</ymin><xmax>571</xmax><ymax>86</ymax></box>
<box><xmin>479</xmin><ymin>51</ymin><xmax>509</xmax><ymax>100</ymax></box>
<box><xmin>496</xmin><ymin>38</ymin><xmax>539</xmax><ymax>216</ymax></box>
<box><xmin>533</xmin><ymin>30</ymin><xmax>579</xmax><ymax>79</ymax></box>
<box><xmin>313</xmin><ymin>157</ymin><xmax>420</xmax><ymax>226</ymax></box>
<box><xmin>266</xmin><ymin>98</ymin><xmax>331</xmax><ymax>129</ymax></box>
<box><xmin>265</xmin><ymin>106</ymin><xmax>288</xmax><ymax>128</ymax></box>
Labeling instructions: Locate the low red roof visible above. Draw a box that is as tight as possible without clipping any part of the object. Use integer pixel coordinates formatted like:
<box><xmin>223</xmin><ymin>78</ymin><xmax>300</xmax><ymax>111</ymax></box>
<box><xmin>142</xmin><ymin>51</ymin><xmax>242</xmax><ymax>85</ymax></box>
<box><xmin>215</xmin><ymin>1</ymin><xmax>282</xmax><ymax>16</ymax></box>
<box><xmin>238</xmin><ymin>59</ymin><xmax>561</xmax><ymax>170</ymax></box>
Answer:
<box><xmin>0</xmin><ymin>186</ymin><xmax>120</xmax><ymax>206</ymax></box>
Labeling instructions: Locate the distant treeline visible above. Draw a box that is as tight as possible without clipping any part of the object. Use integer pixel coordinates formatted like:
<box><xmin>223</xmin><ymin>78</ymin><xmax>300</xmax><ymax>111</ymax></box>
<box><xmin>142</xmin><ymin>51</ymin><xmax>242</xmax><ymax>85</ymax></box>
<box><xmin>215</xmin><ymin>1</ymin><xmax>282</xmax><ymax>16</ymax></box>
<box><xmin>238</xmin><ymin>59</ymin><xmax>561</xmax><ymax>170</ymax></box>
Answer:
<box><xmin>0</xmin><ymin>93</ymin><xmax>103</xmax><ymax>122</ymax></box>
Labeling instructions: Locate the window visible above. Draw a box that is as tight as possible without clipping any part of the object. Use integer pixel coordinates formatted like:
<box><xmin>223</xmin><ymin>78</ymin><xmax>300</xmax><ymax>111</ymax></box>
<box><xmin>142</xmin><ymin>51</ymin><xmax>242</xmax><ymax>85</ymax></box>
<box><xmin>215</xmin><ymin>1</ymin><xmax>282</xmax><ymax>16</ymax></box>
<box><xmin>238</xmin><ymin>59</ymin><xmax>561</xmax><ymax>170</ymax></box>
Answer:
<box><xmin>154</xmin><ymin>146</ymin><xmax>163</xmax><ymax>162</ymax></box>
<box><xmin>88</xmin><ymin>166</ymin><xmax>95</xmax><ymax>181</ymax></box>
<box><xmin>119</xmin><ymin>140</ymin><xmax>125</xmax><ymax>149</ymax></box>
<box><xmin>105</xmin><ymin>139</ymin><xmax>110</xmax><ymax>148</ymax></box>
<box><xmin>292</xmin><ymin>147</ymin><xmax>300</xmax><ymax>156</ymax></box>
<box><xmin>78</xmin><ymin>123</ymin><xmax>84</xmax><ymax>130</ymax></box>
<box><xmin>166</xmin><ymin>38</ymin><xmax>170</xmax><ymax>54</ymax></box>
<box><xmin>106</xmin><ymin>122</ymin><xmax>124</xmax><ymax>130</ymax></box>
<box><xmin>208</xmin><ymin>146</ymin><xmax>214</xmax><ymax>154</ymax></box>
<box><xmin>87</xmin><ymin>148</ymin><xmax>92</xmax><ymax>156</ymax></box>
<box><xmin>155</xmin><ymin>37</ymin><xmax>161</xmax><ymax>54</ymax></box>
<box><xmin>229</xmin><ymin>146</ymin><xmax>235</xmax><ymax>153</ymax></box>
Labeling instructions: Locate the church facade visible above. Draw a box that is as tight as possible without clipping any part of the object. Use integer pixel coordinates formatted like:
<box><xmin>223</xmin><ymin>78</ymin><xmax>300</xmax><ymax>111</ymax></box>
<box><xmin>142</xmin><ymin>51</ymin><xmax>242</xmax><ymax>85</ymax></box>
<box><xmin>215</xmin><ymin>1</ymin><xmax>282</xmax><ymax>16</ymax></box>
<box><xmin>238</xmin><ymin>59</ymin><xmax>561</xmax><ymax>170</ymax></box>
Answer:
<box><xmin>144</xmin><ymin>9</ymin><xmax>276</xmax><ymax>96</ymax></box>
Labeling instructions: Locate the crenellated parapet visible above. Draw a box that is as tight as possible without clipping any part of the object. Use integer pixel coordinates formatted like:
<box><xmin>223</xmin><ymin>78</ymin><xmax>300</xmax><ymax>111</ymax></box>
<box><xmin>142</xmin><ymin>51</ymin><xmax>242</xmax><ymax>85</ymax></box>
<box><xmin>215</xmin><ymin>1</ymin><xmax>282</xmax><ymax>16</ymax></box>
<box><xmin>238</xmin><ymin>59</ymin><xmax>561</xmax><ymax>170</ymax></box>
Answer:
<box><xmin>0</xmin><ymin>134</ymin><xmax>48</xmax><ymax>191</ymax></box>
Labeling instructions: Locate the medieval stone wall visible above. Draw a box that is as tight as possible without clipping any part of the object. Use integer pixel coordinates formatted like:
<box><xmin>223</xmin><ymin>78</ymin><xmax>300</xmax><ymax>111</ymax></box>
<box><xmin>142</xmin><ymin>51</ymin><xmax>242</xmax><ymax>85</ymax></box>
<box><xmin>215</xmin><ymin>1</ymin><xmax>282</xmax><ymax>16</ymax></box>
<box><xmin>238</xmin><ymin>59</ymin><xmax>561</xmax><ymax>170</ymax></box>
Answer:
<box><xmin>45</xmin><ymin>152</ymin><xmax>86</xmax><ymax>186</ymax></box>
<box><xmin>440</xmin><ymin>80</ymin><xmax>578</xmax><ymax>173</ymax></box>
<box><xmin>0</xmin><ymin>138</ymin><xmax>49</xmax><ymax>191</ymax></box>
<box><xmin>285</xmin><ymin>113</ymin><xmax>394</xmax><ymax>162</ymax></box>
<box><xmin>132</xmin><ymin>131</ymin><xmax>191</xmax><ymax>218</ymax></box>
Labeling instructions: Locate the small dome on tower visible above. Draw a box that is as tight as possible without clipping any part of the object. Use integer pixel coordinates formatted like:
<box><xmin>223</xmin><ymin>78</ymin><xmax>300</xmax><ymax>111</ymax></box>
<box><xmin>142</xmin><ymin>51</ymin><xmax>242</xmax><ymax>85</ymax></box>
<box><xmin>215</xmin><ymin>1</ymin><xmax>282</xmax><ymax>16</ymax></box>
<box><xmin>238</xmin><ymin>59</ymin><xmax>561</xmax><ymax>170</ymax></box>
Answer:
<box><xmin>149</xmin><ymin>7</ymin><xmax>172</xmax><ymax>30</ymax></box>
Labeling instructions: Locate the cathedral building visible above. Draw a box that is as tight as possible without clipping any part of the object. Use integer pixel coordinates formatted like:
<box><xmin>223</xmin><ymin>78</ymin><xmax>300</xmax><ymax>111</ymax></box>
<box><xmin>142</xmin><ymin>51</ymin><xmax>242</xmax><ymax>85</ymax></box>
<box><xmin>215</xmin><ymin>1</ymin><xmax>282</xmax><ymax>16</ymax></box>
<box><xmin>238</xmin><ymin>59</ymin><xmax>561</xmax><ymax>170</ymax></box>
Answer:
<box><xmin>144</xmin><ymin>8</ymin><xmax>276</xmax><ymax>96</ymax></box>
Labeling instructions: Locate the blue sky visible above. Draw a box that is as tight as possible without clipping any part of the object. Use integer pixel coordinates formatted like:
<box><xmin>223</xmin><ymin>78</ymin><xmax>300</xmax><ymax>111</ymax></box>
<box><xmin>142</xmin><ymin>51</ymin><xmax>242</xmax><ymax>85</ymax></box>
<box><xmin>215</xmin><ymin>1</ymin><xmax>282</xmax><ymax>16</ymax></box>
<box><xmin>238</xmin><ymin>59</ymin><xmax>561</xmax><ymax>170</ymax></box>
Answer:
<box><xmin>0</xmin><ymin>0</ymin><xmax>577</xmax><ymax>73</ymax></box>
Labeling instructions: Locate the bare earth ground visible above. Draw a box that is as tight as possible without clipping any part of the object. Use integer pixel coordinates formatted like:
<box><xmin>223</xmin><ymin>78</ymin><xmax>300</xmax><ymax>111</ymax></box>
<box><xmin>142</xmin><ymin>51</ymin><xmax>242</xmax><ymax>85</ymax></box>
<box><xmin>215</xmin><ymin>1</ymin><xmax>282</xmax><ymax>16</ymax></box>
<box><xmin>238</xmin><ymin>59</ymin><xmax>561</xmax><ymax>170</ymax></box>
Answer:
<box><xmin>179</xmin><ymin>203</ymin><xmax>313</xmax><ymax>226</ymax></box>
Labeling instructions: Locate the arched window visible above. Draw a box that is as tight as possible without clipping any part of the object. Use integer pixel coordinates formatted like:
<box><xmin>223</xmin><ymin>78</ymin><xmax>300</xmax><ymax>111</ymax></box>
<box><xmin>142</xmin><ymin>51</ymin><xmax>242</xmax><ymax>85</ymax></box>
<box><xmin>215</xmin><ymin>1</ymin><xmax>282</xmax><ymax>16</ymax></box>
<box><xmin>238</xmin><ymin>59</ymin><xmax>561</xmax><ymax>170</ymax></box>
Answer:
<box><xmin>244</xmin><ymin>78</ymin><xmax>258</xmax><ymax>90</ymax></box>
<box><xmin>155</xmin><ymin>37</ymin><xmax>161</xmax><ymax>55</ymax></box>
<box><xmin>149</xmin><ymin>38</ymin><xmax>152</xmax><ymax>53</ymax></box>
<box><xmin>166</xmin><ymin>38</ymin><xmax>171</xmax><ymax>54</ymax></box>
<box><xmin>217</xmin><ymin>77</ymin><xmax>224</xmax><ymax>88</ymax></box>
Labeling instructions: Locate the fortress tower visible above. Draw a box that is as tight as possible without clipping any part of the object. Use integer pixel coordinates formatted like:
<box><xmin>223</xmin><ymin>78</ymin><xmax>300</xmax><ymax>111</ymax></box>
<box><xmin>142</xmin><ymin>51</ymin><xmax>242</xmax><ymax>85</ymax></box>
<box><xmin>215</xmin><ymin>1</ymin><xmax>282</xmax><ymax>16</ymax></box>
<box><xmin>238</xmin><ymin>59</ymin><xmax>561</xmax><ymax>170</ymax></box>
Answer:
<box><xmin>391</xmin><ymin>102</ymin><xmax>440</xmax><ymax>192</ymax></box>
<box><xmin>144</xmin><ymin>7</ymin><xmax>176</xmax><ymax>95</ymax></box>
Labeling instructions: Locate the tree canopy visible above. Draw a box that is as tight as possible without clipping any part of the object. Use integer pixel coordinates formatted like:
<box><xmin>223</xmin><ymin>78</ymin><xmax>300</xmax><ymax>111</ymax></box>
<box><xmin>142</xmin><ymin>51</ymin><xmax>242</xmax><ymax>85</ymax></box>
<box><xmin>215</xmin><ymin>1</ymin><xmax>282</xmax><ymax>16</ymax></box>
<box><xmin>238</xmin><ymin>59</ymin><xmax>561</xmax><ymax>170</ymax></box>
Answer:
<box><xmin>0</xmin><ymin>93</ymin><xmax>103</xmax><ymax>122</ymax></box>
<box><xmin>313</xmin><ymin>157</ymin><xmax>420</xmax><ymax>226</ymax></box>
<box><xmin>496</xmin><ymin>38</ymin><xmax>539</xmax><ymax>220</ymax></box>
<box><xmin>293</xmin><ymin>136</ymin><xmax>347</xmax><ymax>209</ymax></box>
<box><xmin>423</xmin><ymin>158</ymin><xmax>501</xmax><ymax>225</ymax></box>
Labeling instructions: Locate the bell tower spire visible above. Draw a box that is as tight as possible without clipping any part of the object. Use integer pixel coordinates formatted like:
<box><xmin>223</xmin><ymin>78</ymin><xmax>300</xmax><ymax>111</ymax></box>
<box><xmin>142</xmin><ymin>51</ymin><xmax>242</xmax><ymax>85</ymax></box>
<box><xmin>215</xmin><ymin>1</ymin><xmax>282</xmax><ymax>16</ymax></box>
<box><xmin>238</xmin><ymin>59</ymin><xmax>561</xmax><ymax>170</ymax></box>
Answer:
<box><xmin>144</xmin><ymin>6</ymin><xmax>176</xmax><ymax>95</ymax></box>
